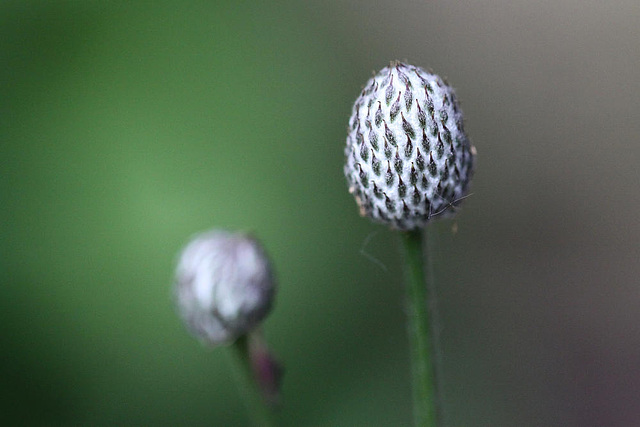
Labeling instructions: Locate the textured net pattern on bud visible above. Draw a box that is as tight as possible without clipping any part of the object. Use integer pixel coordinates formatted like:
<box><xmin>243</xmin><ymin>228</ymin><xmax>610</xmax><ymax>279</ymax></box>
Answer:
<box><xmin>344</xmin><ymin>62</ymin><xmax>475</xmax><ymax>230</ymax></box>
<box><xmin>174</xmin><ymin>230</ymin><xmax>276</xmax><ymax>345</ymax></box>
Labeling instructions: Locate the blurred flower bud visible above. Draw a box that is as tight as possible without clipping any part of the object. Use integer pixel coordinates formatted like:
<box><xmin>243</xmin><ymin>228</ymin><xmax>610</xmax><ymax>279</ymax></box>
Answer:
<box><xmin>344</xmin><ymin>61</ymin><xmax>475</xmax><ymax>230</ymax></box>
<box><xmin>174</xmin><ymin>230</ymin><xmax>276</xmax><ymax>346</ymax></box>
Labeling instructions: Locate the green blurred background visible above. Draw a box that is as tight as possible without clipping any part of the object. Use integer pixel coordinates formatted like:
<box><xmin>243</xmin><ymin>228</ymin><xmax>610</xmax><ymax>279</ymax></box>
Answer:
<box><xmin>2</xmin><ymin>1</ymin><xmax>640</xmax><ymax>426</ymax></box>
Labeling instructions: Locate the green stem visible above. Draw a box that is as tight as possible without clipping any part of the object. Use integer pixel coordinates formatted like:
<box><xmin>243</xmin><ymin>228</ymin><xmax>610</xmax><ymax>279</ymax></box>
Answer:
<box><xmin>401</xmin><ymin>229</ymin><xmax>440</xmax><ymax>427</ymax></box>
<box><xmin>229</xmin><ymin>334</ymin><xmax>277</xmax><ymax>427</ymax></box>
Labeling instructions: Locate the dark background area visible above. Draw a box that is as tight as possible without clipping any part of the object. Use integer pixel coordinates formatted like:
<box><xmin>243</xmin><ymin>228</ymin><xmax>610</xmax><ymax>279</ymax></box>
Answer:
<box><xmin>2</xmin><ymin>1</ymin><xmax>639</xmax><ymax>426</ymax></box>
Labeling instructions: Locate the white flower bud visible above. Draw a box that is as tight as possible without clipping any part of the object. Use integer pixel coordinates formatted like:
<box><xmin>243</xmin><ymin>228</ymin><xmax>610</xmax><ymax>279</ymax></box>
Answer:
<box><xmin>174</xmin><ymin>230</ymin><xmax>276</xmax><ymax>345</ymax></box>
<box><xmin>344</xmin><ymin>62</ymin><xmax>475</xmax><ymax>230</ymax></box>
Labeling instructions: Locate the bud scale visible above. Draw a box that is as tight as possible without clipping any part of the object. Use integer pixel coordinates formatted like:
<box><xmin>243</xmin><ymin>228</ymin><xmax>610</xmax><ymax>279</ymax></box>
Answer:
<box><xmin>344</xmin><ymin>62</ymin><xmax>475</xmax><ymax>230</ymax></box>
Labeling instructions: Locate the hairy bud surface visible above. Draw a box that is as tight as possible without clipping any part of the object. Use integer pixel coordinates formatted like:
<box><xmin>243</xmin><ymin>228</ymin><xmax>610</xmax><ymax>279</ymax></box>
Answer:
<box><xmin>345</xmin><ymin>62</ymin><xmax>475</xmax><ymax>230</ymax></box>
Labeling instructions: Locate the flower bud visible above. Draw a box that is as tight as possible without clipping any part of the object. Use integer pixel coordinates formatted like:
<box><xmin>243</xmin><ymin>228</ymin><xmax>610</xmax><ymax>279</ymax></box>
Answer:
<box><xmin>344</xmin><ymin>62</ymin><xmax>475</xmax><ymax>230</ymax></box>
<box><xmin>174</xmin><ymin>230</ymin><xmax>276</xmax><ymax>345</ymax></box>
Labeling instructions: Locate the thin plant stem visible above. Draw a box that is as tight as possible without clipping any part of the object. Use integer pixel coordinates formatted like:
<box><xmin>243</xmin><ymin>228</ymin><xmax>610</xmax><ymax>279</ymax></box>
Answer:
<box><xmin>426</xmin><ymin>225</ymin><xmax>446</xmax><ymax>427</ymax></box>
<box><xmin>229</xmin><ymin>334</ymin><xmax>277</xmax><ymax>427</ymax></box>
<box><xmin>401</xmin><ymin>229</ymin><xmax>441</xmax><ymax>427</ymax></box>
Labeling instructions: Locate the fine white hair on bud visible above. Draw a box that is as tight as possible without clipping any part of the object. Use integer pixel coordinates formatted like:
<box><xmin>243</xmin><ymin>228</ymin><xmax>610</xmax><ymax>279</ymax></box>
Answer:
<box><xmin>344</xmin><ymin>61</ymin><xmax>476</xmax><ymax>230</ymax></box>
<box><xmin>174</xmin><ymin>230</ymin><xmax>276</xmax><ymax>346</ymax></box>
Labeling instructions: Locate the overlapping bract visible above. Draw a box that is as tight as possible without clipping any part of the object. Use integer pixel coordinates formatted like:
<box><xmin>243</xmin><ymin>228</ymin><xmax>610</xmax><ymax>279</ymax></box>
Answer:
<box><xmin>345</xmin><ymin>62</ymin><xmax>475</xmax><ymax>230</ymax></box>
